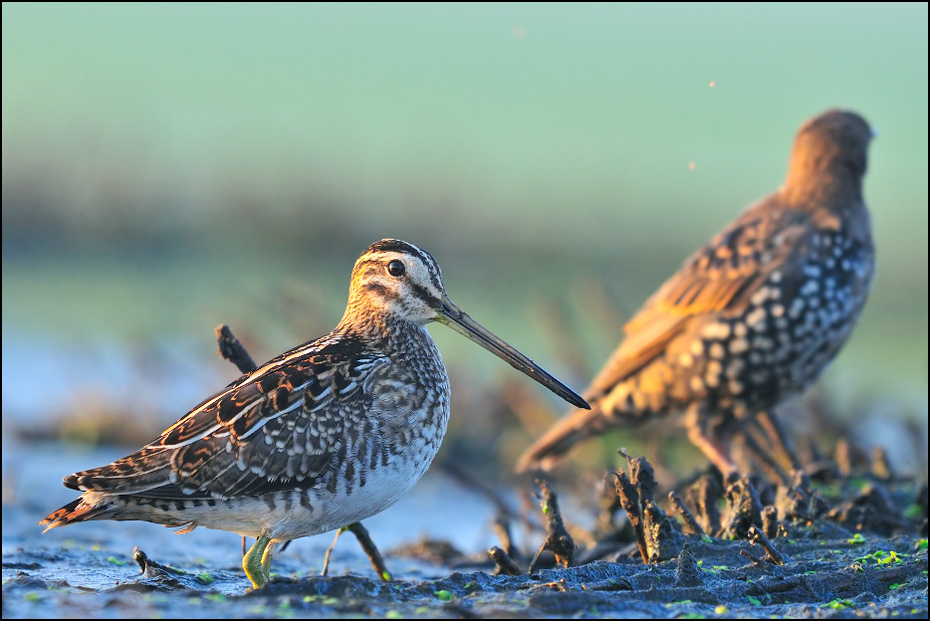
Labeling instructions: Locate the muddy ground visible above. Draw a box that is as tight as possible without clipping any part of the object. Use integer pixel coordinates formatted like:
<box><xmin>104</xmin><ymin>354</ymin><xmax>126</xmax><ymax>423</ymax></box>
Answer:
<box><xmin>2</xmin><ymin>436</ymin><xmax>927</xmax><ymax>619</ymax></box>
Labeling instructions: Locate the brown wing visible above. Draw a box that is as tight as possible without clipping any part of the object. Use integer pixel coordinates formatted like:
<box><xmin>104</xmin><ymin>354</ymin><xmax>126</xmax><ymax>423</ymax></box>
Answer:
<box><xmin>64</xmin><ymin>334</ymin><xmax>389</xmax><ymax>501</ymax></box>
<box><xmin>584</xmin><ymin>198</ymin><xmax>812</xmax><ymax>400</ymax></box>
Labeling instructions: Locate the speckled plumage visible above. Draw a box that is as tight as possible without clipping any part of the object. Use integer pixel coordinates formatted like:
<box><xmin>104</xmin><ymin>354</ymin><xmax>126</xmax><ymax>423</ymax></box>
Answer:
<box><xmin>41</xmin><ymin>239</ymin><xmax>587</xmax><ymax>588</ymax></box>
<box><xmin>516</xmin><ymin>109</ymin><xmax>875</xmax><ymax>476</ymax></box>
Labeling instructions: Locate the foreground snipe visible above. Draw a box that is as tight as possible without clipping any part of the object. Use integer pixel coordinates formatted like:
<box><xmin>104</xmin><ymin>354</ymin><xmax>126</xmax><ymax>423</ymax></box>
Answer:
<box><xmin>41</xmin><ymin>239</ymin><xmax>588</xmax><ymax>588</ymax></box>
<box><xmin>516</xmin><ymin>109</ymin><xmax>875</xmax><ymax>477</ymax></box>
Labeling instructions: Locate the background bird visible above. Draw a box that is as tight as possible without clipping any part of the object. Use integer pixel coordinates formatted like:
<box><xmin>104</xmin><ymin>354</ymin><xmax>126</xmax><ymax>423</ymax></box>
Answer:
<box><xmin>41</xmin><ymin>239</ymin><xmax>588</xmax><ymax>588</ymax></box>
<box><xmin>516</xmin><ymin>109</ymin><xmax>875</xmax><ymax>478</ymax></box>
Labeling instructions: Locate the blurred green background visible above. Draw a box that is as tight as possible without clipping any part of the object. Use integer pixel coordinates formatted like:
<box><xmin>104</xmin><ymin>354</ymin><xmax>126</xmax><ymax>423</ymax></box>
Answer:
<box><xmin>2</xmin><ymin>3</ymin><xmax>927</xmax><ymax>466</ymax></box>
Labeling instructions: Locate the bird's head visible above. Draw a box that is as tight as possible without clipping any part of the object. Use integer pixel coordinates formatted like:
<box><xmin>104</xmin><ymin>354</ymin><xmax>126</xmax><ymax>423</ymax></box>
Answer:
<box><xmin>341</xmin><ymin>238</ymin><xmax>589</xmax><ymax>410</ymax></box>
<box><xmin>345</xmin><ymin>238</ymin><xmax>446</xmax><ymax>325</ymax></box>
<box><xmin>786</xmin><ymin>109</ymin><xmax>873</xmax><ymax>197</ymax></box>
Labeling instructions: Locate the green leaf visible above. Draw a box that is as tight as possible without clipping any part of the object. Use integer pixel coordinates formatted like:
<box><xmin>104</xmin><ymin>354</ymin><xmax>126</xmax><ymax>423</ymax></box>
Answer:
<box><xmin>904</xmin><ymin>504</ymin><xmax>923</xmax><ymax>519</ymax></box>
<box><xmin>434</xmin><ymin>590</ymin><xmax>454</xmax><ymax>601</ymax></box>
<box><xmin>747</xmin><ymin>595</ymin><xmax>761</xmax><ymax>606</ymax></box>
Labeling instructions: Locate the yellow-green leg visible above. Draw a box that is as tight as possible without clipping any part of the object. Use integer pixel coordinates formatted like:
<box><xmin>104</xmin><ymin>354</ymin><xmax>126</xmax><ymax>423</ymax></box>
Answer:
<box><xmin>243</xmin><ymin>535</ymin><xmax>272</xmax><ymax>589</ymax></box>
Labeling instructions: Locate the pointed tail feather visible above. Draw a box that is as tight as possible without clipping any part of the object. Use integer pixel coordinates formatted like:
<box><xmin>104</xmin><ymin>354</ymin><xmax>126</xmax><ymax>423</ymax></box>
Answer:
<box><xmin>62</xmin><ymin>446</ymin><xmax>173</xmax><ymax>494</ymax></box>
<box><xmin>39</xmin><ymin>497</ymin><xmax>111</xmax><ymax>532</ymax></box>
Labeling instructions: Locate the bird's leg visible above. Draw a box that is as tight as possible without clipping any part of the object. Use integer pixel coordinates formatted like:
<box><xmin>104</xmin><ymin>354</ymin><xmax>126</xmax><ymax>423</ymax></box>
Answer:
<box><xmin>754</xmin><ymin>410</ymin><xmax>800</xmax><ymax>473</ymax></box>
<box><xmin>684</xmin><ymin>406</ymin><xmax>737</xmax><ymax>479</ymax></box>
<box><xmin>736</xmin><ymin>421</ymin><xmax>791</xmax><ymax>484</ymax></box>
<box><xmin>347</xmin><ymin>522</ymin><xmax>392</xmax><ymax>581</ymax></box>
<box><xmin>321</xmin><ymin>523</ymin><xmax>392</xmax><ymax>581</ymax></box>
<box><xmin>321</xmin><ymin>526</ymin><xmax>348</xmax><ymax>576</ymax></box>
<box><xmin>260</xmin><ymin>539</ymin><xmax>277</xmax><ymax>579</ymax></box>
<box><xmin>243</xmin><ymin>535</ymin><xmax>272</xmax><ymax>589</ymax></box>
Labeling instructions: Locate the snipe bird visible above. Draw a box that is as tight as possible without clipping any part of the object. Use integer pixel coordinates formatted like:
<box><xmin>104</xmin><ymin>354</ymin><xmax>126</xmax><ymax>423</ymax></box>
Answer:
<box><xmin>516</xmin><ymin>109</ymin><xmax>874</xmax><ymax>477</ymax></box>
<box><xmin>41</xmin><ymin>239</ymin><xmax>589</xmax><ymax>588</ymax></box>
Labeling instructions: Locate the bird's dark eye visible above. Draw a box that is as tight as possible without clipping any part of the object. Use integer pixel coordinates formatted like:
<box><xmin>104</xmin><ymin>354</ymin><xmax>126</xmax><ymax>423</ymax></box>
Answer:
<box><xmin>387</xmin><ymin>260</ymin><xmax>406</xmax><ymax>277</ymax></box>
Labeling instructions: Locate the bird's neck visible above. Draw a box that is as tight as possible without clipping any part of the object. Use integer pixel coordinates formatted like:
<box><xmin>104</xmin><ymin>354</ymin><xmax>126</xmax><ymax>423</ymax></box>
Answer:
<box><xmin>782</xmin><ymin>145</ymin><xmax>863</xmax><ymax>210</ymax></box>
<box><xmin>335</xmin><ymin>303</ymin><xmax>434</xmax><ymax>357</ymax></box>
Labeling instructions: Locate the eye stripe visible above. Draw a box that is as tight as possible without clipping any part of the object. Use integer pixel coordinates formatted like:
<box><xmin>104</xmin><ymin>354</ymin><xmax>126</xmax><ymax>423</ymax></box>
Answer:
<box><xmin>407</xmin><ymin>281</ymin><xmax>441</xmax><ymax>308</ymax></box>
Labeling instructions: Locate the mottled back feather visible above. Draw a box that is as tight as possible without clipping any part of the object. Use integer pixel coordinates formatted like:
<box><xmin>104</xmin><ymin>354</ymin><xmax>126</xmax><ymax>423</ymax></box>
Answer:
<box><xmin>66</xmin><ymin>333</ymin><xmax>387</xmax><ymax>501</ymax></box>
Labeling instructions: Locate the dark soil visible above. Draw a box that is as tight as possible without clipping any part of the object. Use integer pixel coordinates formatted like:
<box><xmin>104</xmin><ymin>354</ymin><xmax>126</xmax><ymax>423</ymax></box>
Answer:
<box><xmin>3</xmin><ymin>439</ymin><xmax>927</xmax><ymax>619</ymax></box>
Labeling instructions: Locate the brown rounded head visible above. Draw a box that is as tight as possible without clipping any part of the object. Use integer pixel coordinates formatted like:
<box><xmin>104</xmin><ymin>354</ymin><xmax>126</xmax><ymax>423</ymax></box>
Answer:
<box><xmin>783</xmin><ymin>109</ymin><xmax>872</xmax><ymax>207</ymax></box>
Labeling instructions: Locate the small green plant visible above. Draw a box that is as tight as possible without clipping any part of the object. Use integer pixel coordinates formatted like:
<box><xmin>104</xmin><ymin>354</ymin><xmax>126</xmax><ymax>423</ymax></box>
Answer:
<box><xmin>904</xmin><ymin>504</ymin><xmax>923</xmax><ymax>519</ymax></box>
<box><xmin>855</xmin><ymin>549</ymin><xmax>906</xmax><ymax>565</ymax></box>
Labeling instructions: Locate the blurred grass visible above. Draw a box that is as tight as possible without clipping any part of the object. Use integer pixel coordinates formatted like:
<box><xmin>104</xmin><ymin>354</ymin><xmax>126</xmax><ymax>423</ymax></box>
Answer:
<box><xmin>2</xmin><ymin>3</ymin><xmax>927</xmax><ymax>444</ymax></box>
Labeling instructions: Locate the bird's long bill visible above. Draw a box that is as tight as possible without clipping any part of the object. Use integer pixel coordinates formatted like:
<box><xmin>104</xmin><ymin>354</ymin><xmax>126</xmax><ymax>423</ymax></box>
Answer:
<box><xmin>436</xmin><ymin>295</ymin><xmax>590</xmax><ymax>410</ymax></box>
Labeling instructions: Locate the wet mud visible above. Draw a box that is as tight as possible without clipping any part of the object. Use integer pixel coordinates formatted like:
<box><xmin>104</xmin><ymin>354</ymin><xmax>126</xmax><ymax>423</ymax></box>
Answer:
<box><xmin>3</xmin><ymin>441</ymin><xmax>927</xmax><ymax>618</ymax></box>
